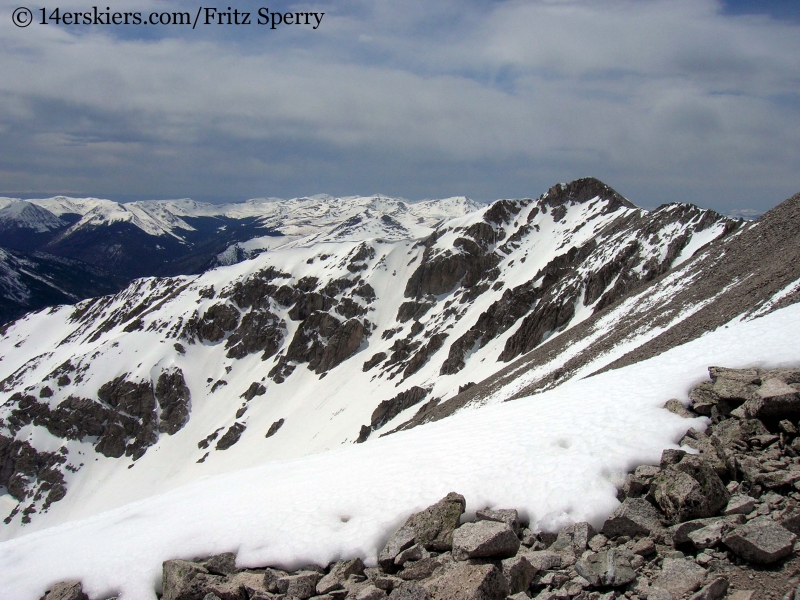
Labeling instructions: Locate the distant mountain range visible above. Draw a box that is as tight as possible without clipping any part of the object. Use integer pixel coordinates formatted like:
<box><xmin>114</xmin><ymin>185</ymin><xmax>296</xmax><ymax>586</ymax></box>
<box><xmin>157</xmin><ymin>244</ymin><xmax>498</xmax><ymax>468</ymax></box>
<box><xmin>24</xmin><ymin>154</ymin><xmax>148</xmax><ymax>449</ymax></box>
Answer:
<box><xmin>0</xmin><ymin>194</ymin><xmax>481</xmax><ymax>323</ymax></box>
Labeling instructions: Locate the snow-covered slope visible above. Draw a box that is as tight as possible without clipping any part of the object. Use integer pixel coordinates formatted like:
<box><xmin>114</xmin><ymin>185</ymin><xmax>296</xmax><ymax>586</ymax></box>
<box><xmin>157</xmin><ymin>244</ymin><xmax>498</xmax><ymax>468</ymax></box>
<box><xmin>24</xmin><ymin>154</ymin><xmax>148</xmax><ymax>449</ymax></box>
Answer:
<box><xmin>2</xmin><ymin>297</ymin><xmax>799</xmax><ymax>600</ymax></box>
<box><xmin>0</xmin><ymin>178</ymin><xmax>739</xmax><ymax>542</ymax></box>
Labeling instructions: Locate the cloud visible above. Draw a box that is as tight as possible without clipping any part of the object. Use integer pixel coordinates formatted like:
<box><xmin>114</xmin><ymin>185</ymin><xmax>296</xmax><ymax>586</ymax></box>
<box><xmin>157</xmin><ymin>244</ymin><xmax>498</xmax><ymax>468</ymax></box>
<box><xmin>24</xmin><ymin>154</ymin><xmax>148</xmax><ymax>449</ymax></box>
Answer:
<box><xmin>0</xmin><ymin>0</ymin><xmax>798</xmax><ymax>210</ymax></box>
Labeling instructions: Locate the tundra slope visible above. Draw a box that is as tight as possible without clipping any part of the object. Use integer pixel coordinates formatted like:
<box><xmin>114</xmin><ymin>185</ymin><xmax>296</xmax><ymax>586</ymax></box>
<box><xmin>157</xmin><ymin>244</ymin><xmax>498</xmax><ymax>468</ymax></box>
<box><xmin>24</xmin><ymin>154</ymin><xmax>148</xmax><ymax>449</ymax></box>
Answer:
<box><xmin>0</xmin><ymin>178</ymin><xmax>737</xmax><ymax>537</ymax></box>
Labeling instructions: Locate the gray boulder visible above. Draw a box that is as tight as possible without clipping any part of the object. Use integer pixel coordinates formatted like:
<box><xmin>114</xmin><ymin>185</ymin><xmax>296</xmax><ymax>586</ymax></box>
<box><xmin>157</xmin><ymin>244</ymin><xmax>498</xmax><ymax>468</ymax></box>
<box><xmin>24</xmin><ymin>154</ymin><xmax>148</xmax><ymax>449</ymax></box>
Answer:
<box><xmin>317</xmin><ymin>558</ymin><xmax>366</xmax><ymax>594</ymax></box>
<box><xmin>388</xmin><ymin>581</ymin><xmax>431</xmax><ymax>599</ymax></box>
<box><xmin>521</xmin><ymin>550</ymin><xmax>561</xmax><ymax>572</ymax></box>
<box><xmin>668</xmin><ymin>515</ymin><xmax>744</xmax><ymax>545</ymax></box>
<box><xmin>405</xmin><ymin>492</ymin><xmax>466</xmax><ymax>551</ymax></box>
<box><xmin>162</xmin><ymin>559</ymin><xmax>218</xmax><ymax>600</ymax></box>
<box><xmin>687</xmin><ymin>519</ymin><xmax>730</xmax><ymax>550</ymax></box>
<box><xmin>380</xmin><ymin>493</ymin><xmax>466</xmax><ymax>569</ymax></box>
<box><xmin>399</xmin><ymin>558</ymin><xmax>442</xmax><ymax>581</ymax></box>
<box><xmin>651</xmin><ymin>558</ymin><xmax>706</xmax><ymax>598</ymax></box>
<box><xmin>40</xmin><ymin>581</ymin><xmax>88</xmax><ymax>600</ymax></box>
<box><xmin>199</xmin><ymin>553</ymin><xmax>237</xmax><ymax>576</ymax></box>
<box><xmin>395</xmin><ymin>544</ymin><xmax>426</xmax><ymax>566</ymax></box>
<box><xmin>723</xmin><ymin>495</ymin><xmax>755</xmax><ymax>516</ymax></box>
<box><xmin>476</xmin><ymin>508</ymin><xmax>521</xmax><ymax>535</ymax></box>
<box><xmin>452</xmin><ymin>520</ymin><xmax>520</xmax><ymax>561</ymax></box>
<box><xmin>722</xmin><ymin>516</ymin><xmax>797</xmax><ymax>564</ymax></box>
<box><xmin>501</xmin><ymin>555</ymin><xmax>538</xmax><ymax>595</ymax></box>
<box><xmin>777</xmin><ymin>505</ymin><xmax>800</xmax><ymax>534</ymax></box>
<box><xmin>601</xmin><ymin>497</ymin><xmax>665</xmax><ymax>538</ymax></box>
<box><xmin>689</xmin><ymin>577</ymin><xmax>729</xmax><ymax>600</ymax></box>
<box><xmin>652</xmin><ymin>454</ymin><xmax>729</xmax><ymax>522</ymax></box>
<box><xmin>740</xmin><ymin>378</ymin><xmax>800</xmax><ymax>418</ymax></box>
<box><xmin>574</xmin><ymin>549</ymin><xmax>636</xmax><ymax>587</ymax></box>
<box><xmin>549</xmin><ymin>521</ymin><xmax>596</xmax><ymax>553</ymax></box>
<box><xmin>380</xmin><ymin>526</ymin><xmax>418</xmax><ymax>571</ymax></box>
<box><xmin>357</xmin><ymin>585</ymin><xmax>388</xmax><ymax>600</ymax></box>
<box><xmin>423</xmin><ymin>562</ymin><xmax>509</xmax><ymax>600</ymax></box>
<box><xmin>276</xmin><ymin>571</ymin><xmax>322</xmax><ymax>599</ymax></box>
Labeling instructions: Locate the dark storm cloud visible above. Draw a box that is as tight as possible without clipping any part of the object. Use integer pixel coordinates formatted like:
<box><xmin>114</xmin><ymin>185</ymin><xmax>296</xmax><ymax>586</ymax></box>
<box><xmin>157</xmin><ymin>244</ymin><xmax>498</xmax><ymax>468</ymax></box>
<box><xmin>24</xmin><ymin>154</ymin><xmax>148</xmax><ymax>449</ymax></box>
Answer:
<box><xmin>0</xmin><ymin>0</ymin><xmax>798</xmax><ymax>212</ymax></box>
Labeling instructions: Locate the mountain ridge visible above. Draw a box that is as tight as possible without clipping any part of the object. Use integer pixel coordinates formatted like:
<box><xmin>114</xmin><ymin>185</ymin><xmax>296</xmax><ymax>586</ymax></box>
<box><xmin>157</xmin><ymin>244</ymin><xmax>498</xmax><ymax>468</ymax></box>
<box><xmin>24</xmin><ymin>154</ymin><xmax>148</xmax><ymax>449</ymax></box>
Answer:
<box><xmin>0</xmin><ymin>177</ymin><xmax>752</xmax><ymax>540</ymax></box>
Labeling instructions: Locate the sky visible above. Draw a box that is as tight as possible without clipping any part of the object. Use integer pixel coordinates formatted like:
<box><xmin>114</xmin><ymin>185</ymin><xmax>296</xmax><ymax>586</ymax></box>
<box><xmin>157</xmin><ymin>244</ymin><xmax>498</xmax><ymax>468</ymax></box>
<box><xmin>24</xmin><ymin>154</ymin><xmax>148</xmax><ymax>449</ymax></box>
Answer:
<box><xmin>0</xmin><ymin>0</ymin><xmax>798</xmax><ymax>214</ymax></box>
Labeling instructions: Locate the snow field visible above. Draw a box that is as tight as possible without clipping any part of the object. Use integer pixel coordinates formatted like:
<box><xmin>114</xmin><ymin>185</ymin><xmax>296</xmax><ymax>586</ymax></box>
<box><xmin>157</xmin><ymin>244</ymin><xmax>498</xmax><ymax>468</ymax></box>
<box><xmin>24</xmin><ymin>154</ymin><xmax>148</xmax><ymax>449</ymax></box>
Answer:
<box><xmin>1</xmin><ymin>302</ymin><xmax>799</xmax><ymax>600</ymax></box>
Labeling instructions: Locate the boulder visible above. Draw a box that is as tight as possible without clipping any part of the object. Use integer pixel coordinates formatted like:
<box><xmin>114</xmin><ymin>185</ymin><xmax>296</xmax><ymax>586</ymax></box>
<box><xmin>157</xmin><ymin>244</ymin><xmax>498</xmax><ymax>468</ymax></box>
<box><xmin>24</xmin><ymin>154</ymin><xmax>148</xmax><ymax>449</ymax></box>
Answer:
<box><xmin>276</xmin><ymin>571</ymin><xmax>322</xmax><ymax>599</ymax></box>
<box><xmin>379</xmin><ymin>526</ymin><xmax>418</xmax><ymax>571</ymax></box>
<box><xmin>162</xmin><ymin>559</ymin><xmax>217</xmax><ymax>600</ymax></box>
<box><xmin>687</xmin><ymin>520</ymin><xmax>729</xmax><ymax>550</ymax></box>
<box><xmin>399</xmin><ymin>557</ymin><xmax>442</xmax><ymax>581</ymax></box>
<box><xmin>650</xmin><ymin>558</ymin><xmax>706</xmax><ymax>598</ymax></box>
<box><xmin>40</xmin><ymin>581</ymin><xmax>88</xmax><ymax>600</ymax></box>
<box><xmin>708</xmin><ymin>367</ymin><xmax>760</xmax><ymax>383</ymax></box>
<box><xmin>395</xmin><ymin>543</ymin><xmax>426</xmax><ymax>566</ymax></box>
<box><xmin>388</xmin><ymin>581</ymin><xmax>431</xmax><ymax>599</ymax></box>
<box><xmin>664</xmin><ymin>399</ymin><xmax>695</xmax><ymax>419</ymax></box>
<box><xmin>501</xmin><ymin>555</ymin><xmax>538</xmax><ymax>595</ymax></box>
<box><xmin>776</xmin><ymin>505</ymin><xmax>800</xmax><ymax>534</ymax></box>
<box><xmin>521</xmin><ymin>550</ymin><xmax>561</xmax><ymax>571</ymax></box>
<box><xmin>602</xmin><ymin>497</ymin><xmax>665</xmax><ymax>538</ymax></box>
<box><xmin>574</xmin><ymin>549</ymin><xmax>636</xmax><ymax>587</ymax></box>
<box><xmin>722</xmin><ymin>517</ymin><xmax>797</xmax><ymax>564</ymax></box>
<box><xmin>668</xmin><ymin>515</ymin><xmax>744</xmax><ymax>546</ymax></box>
<box><xmin>403</xmin><ymin>492</ymin><xmax>466</xmax><ymax>551</ymax></box>
<box><xmin>549</xmin><ymin>521</ymin><xmax>596</xmax><ymax>553</ymax></box>
<box><xmin>723</xmin><ymin>495</ymin><xmax>756</xmax><ymax>516</ymax></box>
<box><xmin>475</xmin><ymin>508</ymin><xmax>521</xmax><ymax>535</ymax></box>
<box><xmin>200</xmin><ymin>553</ymin><xmax>238</xmax><ymax>576</ymax></box>
<box><xmin>317</xmin><ymin>558</ymin><xmax>365</xmax><ymax>594</ymax></box>
<box><xmin>689</xmin><ymin>577</ymin><xmax>729</xmax><ymax>600</ymax></box>
<box><xmin>652</xmin><ymin>454</ymin><xmax>729</xmax><ymax>522</ymax></box>
<box><xmin>357</xmin><ymin>585</ymin><xmax>388</xmax><ymax>600</ymax></box>
<box><xmin>740</xmin><ymin>378</ymin><xmax>800</xmax><ymax>418</ymax></box>
<box><xmin>452</xmin><ymin>521</ymin><xmax>520</xmax><ymax>560</ymax></box>
<box><xmin>423</xmin><ymin>562</ymin><xmax>509</xmax><ymax>600</ymax></box>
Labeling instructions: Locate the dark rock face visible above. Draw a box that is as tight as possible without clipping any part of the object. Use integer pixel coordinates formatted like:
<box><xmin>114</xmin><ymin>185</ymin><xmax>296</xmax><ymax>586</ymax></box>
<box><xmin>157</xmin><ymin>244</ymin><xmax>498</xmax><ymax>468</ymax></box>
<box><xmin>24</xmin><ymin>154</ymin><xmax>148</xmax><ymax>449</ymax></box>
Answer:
<box><xmin>404</xmin><ymin>224</ymin><xmax>502</xmax><ymax>300</ymax></box>
<box><xmin>216</xmin><ymin>422</ymin><xmax>246</xmax><ymax>450</ymax></box>
<box><xmin>241</xmin><ymin>382</ymin><xmax>266</xmax><ymax>401</ymax></box>
<box><xmin>403</xmin><ymin>334</ymin><xmax>447</xmax><ymax>379</ymax></box>
<box><xmin>155</xmin><ymin>368</ymin><xmax>192</xmax><ymax>435</ymax></box>
<box><xmin>97</xmin><ymin>376</ymin><xmax>155</xmax><ymax>420</ymax></box>
<box><xmin>277</xmin><ymin>313</ymin><xmax>366</xmax><ymax>379</ymax></box>
<box><xmin>265</xmin><ymin>419</ymin><xmax>284</xmax><ymax>438</ymax></box>
<box><xmin>363</xmin><ymin>352</ymin><xmax>387</xmax><ymax>372</ymax></box>
<box><xmin>183</xmin><ymin>303</ymin><xmax>240</xmax><ymax>343</ymax></box>
<box><xmin>224</xmin><ymin>309</ymin><xmax>285</xmax><ymax>360</ymax></box>
<box><xmin>396</xmin><ymin>301</ymin><xmax>434</xmax><ymax>324</ymax></box>
<box><xmin>0</xmin><ymin>434</ymin><xmax>67</xmax><ymax>509</ymax></box>
<box><xmin>370</xmin><ymin>387</ymin><xmax>429</xmax><ymax>431</ymax></box>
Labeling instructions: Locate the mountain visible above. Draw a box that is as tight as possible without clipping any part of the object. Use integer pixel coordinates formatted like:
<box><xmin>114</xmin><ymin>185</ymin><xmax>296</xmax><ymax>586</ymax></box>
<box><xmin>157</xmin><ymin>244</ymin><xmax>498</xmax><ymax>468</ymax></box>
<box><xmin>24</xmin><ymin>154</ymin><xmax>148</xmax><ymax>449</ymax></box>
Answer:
<box><xmin>0</xmin><ymin>247</ymin><xmax>126</xmax><ymax>325</ymax></box>
<box><xmin>0</xmin><ymin>194</ymin><xmax>481</xmax><ymax>322</ymax></box>
<box><xmin>0</xmin><ymin>177</ymin><xmax>749</xmax><ymax>540</ymax></box>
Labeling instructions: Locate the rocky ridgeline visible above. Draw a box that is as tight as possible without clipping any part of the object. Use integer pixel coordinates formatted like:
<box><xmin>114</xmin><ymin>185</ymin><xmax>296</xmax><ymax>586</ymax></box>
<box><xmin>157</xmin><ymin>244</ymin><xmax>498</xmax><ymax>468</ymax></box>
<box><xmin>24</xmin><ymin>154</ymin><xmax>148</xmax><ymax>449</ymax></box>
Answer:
<box><xmin>38</xmin><ymin>365</ymin><xmax>800</xmax><ymax>600</ymax></box>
